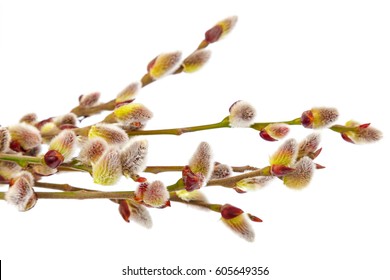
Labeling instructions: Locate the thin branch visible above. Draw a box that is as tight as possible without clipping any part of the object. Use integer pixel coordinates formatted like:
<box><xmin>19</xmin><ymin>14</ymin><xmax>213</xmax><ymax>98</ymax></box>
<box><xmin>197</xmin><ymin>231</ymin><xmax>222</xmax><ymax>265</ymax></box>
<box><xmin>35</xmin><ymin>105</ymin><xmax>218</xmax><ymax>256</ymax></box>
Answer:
<box><xmin>145</xmin><ymin>165</ymin><xmax>258</xmax><ymax>174</ymax></box>
<box><xmin>1</xmin><ymin>153</ymin><xmax>260</xmax><ymax>177</ymax></box>
<box><xmin>207</xmin><ymin>166</ymin><xmax>272</xmax><ymax>188</ymax></box>
<box><xmin>169</xmin><ymin>192</ymin><xmax>221</xmax><ymax>213</ymax></box>
<box><xmin>36</xmin><ymin>191</ymin><xmax>135</xmax><ymax>200</ymax></box>
<box><xmin>34</xmin><ymin>181</ymin><xmax>86</xmax><ymax>192</ymax></box>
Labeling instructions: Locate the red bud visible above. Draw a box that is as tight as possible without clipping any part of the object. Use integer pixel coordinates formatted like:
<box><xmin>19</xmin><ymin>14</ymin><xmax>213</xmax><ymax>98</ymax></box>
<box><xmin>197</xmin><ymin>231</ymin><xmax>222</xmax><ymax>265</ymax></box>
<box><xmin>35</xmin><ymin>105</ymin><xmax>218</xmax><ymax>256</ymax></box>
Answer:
<box><xmin>59</xmin><ymin>124</ymin><xmax>78</xmax><ymax>130</ymax></box>
<box><xmin>10</xmin><ymin>140</ymin><xmax>24</xmax><ymax>153</ymax></box>
<box><xmin>248</xmin><ymin>213</ymin><xmax>263</xmax><ymax>223</ymax></box>
<box><xmin>182</xmin><ymin>165</ymin><xmax>205</xmax><ymax>192</ymax></box>
<box><xmin>147</xmin><ymin>56</ymin><xmax>157</xmax><ymax>72</ymax></box>
<box><xmin>359</xmin><ymin>123</ymin><xmax>371</xmax><ymax>129</ymax></box>
<box><xmin>118</xmin><ymin>200</ymin><xmax>131</xmax><ymax>223</ymax></box>
<box><xmin>205</xmin><ymin>25</ymin><xmax>223</xmax><ymax>43</ymax></box>
<box><xmin>259</xmin><ymin>130</ymin><xmax>277</xmax><ymax>141</ymax></box>
<box><xmin>310</xmin><ymin>147</ymin><xmax>322</xmax><ymax>159</ymax></box>
<box><xmin>115</xmin><ymin>99</ymin><xmax>135</xmax><ymax>109</ymax></box>
<box><xmin>233</xmin><ymin>187</ymin><xmax>247</xmax><ymax>194</ymax></box>
<box><xmin>135</xmin><ymin>182</ymin><xmax>149</xmax><ymax>202</ymax></box>
<box><xmin>136</xmin><ymin>176</ymin><xmax>148</xmax><ymax>183</ymax></box>
<box><xmin>35</xmin><ymin>117</ymin><xmax>54</xmax><ymax>130</ymax></box>
<box><xmin>315</xmin><ymin>163</ymin><xmax>326</xmax><ymax>169</ymax></box>
<box><xmin>301</xmin><ymin>110</ymin><xmax>314</xmax><ymax>128</ymax></box>
<box><xmin>221</xmin><ymin>204</ymin><xmax>244</xmax><ymax>220</ymax></box>
<box><xmin>271</xmin><ymin>164</ymin><xmax>295</xmax><ymax>176</ymax></box>
<box><xmin>44</xmin><ymin>150</ymin><xmax>64</xmax><ymax>169</ymax></box>
<box><xmin>341</xmin><ymin>133</ymin><xmax>355</xmax><ymax>144</ymax></box>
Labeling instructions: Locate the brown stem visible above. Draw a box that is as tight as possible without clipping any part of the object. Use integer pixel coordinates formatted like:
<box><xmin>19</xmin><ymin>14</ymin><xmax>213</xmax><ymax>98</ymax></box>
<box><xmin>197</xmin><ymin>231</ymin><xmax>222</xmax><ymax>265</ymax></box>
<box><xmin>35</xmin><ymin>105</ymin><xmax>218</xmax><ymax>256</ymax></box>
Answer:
<box><xmin>34</xmin><ymin>181</ymin><xmax>86</xmax><ymax>192</ymax></box>
<box><xmin>36</xmin><ymin>191</ymin><xmax>135</xmax><ymax>200</ymax></box>
<box><xmin>1</xmin><ymin>179</ymin><xmax>222</xmax><ymax>213</ymax></box>
<box><xmin>0</xmin><ymin>153</ymin><xmax>259</xmax><ymax>176</ymax></box>
<box><xmin>71</xmin><ymin>100</ymin><xmax>116</xmax><ymax>118</ymax></box>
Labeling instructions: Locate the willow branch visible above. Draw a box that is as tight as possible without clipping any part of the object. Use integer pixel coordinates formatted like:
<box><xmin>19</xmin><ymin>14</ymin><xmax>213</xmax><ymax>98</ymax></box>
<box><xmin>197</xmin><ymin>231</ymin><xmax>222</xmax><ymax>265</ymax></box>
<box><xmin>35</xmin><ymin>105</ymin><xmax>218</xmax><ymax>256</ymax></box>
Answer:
<box><xmin>169</xmin><ymin>192</ymin><xmax>221</xmax><ymax>213</ymax></box>
<box><xmin>0</xmin><ymin>153</ymin><xmax>42</xmax><ymax>167</ymax></box>
<box><xmin>34</xmin><ymin>181</ymin><xmax>86</xmax><ymax>192</ymax></box>
<box><xmin>207</xmin><ymin>166</ymin><xmax>272</xmax><ymax>188</ymax></box>
<box><xmin>145</xmin><ymin>165</ymin><xmax>258</xmax><ymax>174</ymax></box>
<box><xmin>0</xmin><ymin>153</ymin><xmax>258</xmax><ymax>177</ymax></box>
<box><xmin>34</xmin><ymin>191</ymin><xmax>134</xmax><ymax>200</ymax></box>
<box><xmin>74</xmin><ymin>113</ymin><xmax>358</xmax><ymax>138</ymax></box>
<box><xmin>167</xmin><ymin>166</ymin><xmax>272</xmax><ymax>191</ymax></box>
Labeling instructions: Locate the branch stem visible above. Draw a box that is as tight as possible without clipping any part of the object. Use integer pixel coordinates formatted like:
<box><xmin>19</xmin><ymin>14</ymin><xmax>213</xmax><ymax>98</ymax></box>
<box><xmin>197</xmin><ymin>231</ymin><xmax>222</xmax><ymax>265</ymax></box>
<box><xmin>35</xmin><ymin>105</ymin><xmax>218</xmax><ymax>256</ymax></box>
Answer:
<box><xmin>169</xmin><ymin>192</ymin><xmax>221</xmax><ymax>213</ymax></box>
<box><xmin>207</xmin><ymin>166</ymin><xmax>272</xmax><ymax>188</ymax></box>
<box><xmin>0</xmin><ymin>153</ymin><xmax>42</xmax><ymax>167</ymax></box>
<box><xmin>36</xmin><ymin>191</ymin><xmax>135</xmax><ymax>200</ymax></box>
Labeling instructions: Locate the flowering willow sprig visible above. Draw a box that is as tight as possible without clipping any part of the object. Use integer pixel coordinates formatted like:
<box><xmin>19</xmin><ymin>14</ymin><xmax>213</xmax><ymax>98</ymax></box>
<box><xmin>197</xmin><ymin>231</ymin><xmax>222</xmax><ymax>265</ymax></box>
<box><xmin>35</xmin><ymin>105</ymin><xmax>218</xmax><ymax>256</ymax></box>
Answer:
<box><xmin>71</xmin><ymin>102</ymin><xmax>380</xmax><ymax>146</ymax></box>
<box><xmin>0</xmin><ymin>15</ymin><xmax>383</xmax><ymax>243</ymax></box>
<box><xmin>68</xmin><ymin>16</ymin><xmax>237</xmax><ymax>119</ymax></box>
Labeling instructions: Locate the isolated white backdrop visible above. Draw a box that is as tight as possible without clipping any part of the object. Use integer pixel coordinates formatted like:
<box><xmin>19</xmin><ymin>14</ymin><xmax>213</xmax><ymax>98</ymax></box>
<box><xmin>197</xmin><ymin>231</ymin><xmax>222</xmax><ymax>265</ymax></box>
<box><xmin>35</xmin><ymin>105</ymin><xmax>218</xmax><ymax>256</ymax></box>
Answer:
<box><xmin>1</xmin><ymin>1</ymin><xmax>389</xmax><ymax>279</ymax></box>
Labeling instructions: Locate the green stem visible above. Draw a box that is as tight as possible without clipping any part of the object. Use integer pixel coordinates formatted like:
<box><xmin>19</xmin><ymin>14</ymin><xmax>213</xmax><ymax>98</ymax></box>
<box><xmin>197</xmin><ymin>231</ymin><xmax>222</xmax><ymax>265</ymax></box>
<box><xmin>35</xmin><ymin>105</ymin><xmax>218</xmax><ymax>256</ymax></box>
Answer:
<box><xmin>329</xmin><ymin>125</ymin><xmax>357</xmax><ymax>133</ymax></box>
<box><xmin>74</xmin><ymin>113</ymin><xmax>357</xmax><ymax>139</ymax></box>
<box><xmin>127</xmin><ymin>120</ymin><xmax>230</xmax><ymax>136</ymax></box>
<box><xmin>58</xmin><ymin>163</ymin><xmax>92</xmax><ymax>173</ymax></box>
<box><xmin>167</xmin><ymin>178</ymin><xmax>185</xmax><ymax>192</ymax></box>
<box><xmin>36</xmin><ymin>191</ymin><xmax>135</xmax><ymax>200</ymax></box>
<box><xmin>0</xmin><ymin>153</ymin><xmax>92</xmax><ymax>173</ymax></box>
<box><xmin>165</xmin><ymin>166</ymin><xmax>272</xmax><ymax>191</ymax></box>
<box><xmin>0</xmin><ymin>153</ymin><xmax>258</xmax><ymax>176</ymax></box>
<box><xmin>0</xmin><ymin>181</ymin><xmax>223</xmax><ymax>213</ymax></box>
<box><xmin>169</xmin><ymin>192</ymin><xmax>221</xmax><ymax>213</ymax></box>
<box><xmin>0</xmin><ymin>153</ymin><xmax>42</xmax><ymax>167</ymax></box>
<box><xmin>250</xmin><ymin>118</ymin><xmax>302</xmax><ymax>131</ymax></box>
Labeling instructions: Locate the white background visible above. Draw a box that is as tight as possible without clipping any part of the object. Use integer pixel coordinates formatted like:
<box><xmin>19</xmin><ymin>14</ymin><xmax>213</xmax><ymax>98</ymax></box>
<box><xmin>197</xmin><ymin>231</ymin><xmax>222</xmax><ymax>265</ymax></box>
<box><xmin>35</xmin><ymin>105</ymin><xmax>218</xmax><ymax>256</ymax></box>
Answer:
<box><xmin>1</xmin><ymin>1</ymin><xmax>389</xmax><ymax>279</ymax></box>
